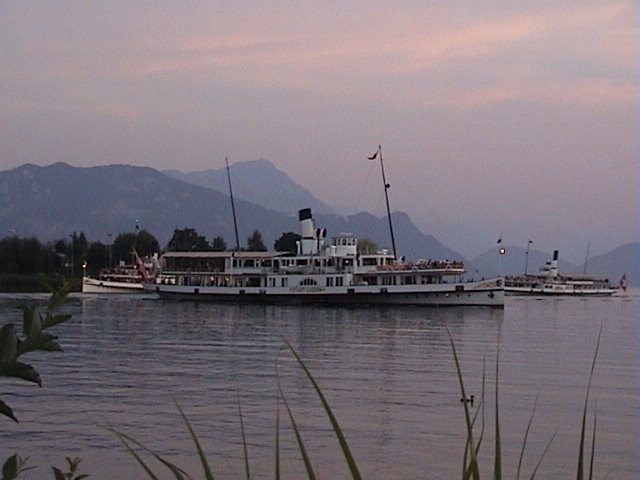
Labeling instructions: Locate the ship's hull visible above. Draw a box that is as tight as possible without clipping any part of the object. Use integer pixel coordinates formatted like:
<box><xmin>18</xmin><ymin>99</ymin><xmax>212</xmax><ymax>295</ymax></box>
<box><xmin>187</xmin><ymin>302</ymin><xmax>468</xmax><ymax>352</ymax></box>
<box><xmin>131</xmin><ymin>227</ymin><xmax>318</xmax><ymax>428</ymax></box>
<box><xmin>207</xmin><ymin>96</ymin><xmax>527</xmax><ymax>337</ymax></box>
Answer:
<box><xmin>144</xmin><ymin>278</ymin><xmax>504</xmax><ymax>308</ymax></box>
<box><xmin>505</xmin><ymin>285</ymin><xmax>616</xmax><ymax>296</ymax></box>
<box><xmin>82</xmin><ymin>276</ymin><xmax>145</xmax><ymax>294</ymax></box>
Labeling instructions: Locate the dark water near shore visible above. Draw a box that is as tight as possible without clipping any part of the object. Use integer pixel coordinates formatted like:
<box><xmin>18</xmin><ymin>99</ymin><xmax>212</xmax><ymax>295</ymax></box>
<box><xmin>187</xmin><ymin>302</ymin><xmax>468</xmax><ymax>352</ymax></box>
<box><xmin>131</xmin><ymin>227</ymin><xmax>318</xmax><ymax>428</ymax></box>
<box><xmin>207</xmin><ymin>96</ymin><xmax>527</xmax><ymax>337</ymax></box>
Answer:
<box><xmin>1</xmin><ymin>291</ymin><xmax>638</xmax><ymax>479</ymax></box>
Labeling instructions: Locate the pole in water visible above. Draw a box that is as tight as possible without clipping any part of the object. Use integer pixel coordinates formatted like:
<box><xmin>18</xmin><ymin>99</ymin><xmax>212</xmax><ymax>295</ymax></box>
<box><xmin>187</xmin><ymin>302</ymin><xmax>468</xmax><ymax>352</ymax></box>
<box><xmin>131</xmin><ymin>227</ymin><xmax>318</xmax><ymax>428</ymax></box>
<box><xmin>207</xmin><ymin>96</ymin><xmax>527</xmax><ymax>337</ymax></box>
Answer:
<box><xmin>226</xmin><ymin>157</ymin><xmax>240</xmax><ymax>251</ymax></box>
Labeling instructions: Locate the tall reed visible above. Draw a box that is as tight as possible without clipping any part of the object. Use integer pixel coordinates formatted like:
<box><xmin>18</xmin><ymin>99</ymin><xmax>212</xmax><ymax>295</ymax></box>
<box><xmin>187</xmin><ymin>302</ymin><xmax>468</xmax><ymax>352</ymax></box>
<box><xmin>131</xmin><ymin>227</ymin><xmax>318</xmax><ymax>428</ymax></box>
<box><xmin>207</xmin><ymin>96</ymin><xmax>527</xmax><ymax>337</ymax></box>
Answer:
<box><xmin>107</xmin><ymin>328</ymin><xmax>603</xmax><ymax>480</ymax></box>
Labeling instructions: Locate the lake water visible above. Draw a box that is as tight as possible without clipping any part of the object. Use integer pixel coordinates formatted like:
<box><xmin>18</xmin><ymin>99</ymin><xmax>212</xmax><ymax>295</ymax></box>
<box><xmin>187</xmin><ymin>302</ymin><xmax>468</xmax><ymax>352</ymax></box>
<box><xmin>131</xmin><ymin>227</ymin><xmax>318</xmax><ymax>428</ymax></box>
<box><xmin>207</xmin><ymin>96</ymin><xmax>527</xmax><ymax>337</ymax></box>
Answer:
<box><xmin>1</xmin><ymin>291</ymin><xmax>638</xmax><ymax>479</ymax></box>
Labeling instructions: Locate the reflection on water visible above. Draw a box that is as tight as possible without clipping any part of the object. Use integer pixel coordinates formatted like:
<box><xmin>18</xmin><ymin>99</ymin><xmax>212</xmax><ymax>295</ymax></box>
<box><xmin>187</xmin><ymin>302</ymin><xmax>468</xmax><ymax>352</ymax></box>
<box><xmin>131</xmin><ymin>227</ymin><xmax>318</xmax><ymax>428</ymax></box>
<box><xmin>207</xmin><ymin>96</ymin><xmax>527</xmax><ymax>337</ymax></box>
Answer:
<box><xmin>0</xmin><ymin>292</ymin><xmax>638</xmax><ymax>479</ymax></box>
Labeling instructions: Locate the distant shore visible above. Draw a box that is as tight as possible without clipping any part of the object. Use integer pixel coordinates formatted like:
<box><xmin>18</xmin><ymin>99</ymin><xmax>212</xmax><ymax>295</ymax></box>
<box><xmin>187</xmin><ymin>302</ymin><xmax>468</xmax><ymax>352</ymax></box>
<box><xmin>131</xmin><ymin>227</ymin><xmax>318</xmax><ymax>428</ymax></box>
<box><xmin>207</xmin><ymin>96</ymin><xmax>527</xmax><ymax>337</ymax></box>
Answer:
<box><xmin>0</xmin><ymin>274</ymin><xmax>80</xmax><ymax>293</ymax></box>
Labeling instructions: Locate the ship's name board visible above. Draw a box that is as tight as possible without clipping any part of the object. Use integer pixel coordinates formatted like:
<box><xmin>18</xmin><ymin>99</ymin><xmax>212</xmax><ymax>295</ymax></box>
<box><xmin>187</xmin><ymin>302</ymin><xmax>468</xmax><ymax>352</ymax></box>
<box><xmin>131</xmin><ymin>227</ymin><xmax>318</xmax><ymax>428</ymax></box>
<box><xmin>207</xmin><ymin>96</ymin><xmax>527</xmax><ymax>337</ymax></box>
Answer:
<box><xmin>289</xmin><ymin>286</ymin><xmax>326</xmax><ymax>294</ymax></box>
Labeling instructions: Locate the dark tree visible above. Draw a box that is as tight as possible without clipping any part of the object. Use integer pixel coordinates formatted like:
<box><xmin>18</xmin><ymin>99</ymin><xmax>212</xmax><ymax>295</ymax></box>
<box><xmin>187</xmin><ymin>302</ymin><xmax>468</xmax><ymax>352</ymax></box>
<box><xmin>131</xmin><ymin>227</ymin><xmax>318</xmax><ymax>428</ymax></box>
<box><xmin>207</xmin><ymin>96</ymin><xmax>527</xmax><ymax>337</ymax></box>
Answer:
<box><xmin>167</xmin><ymin>228</ymin><xmax>210</xmax><ymax>251</ymax></box>
<box><xmin>74</xmin><ymin>232</ymin><xmax>89</xmax><ymax>260</ymax></box>
<box><xmin>133</xmin><ymin>229</ymin><xmax>161</xmax><ymax>257</ymax></box>
<box><xmin>84</xmin><ymin>242</ymin><xmax>109</xmax><ymax>275</ymax></box>
<box><xmin>246</xmin><ymin>230</ymin><xmax>267</xmax><ymax>251</ymax></box>
<box><xmin>0</xmin><ymin>237</ymin><xmax>47</xmax><ymax>274</ymax></box>
<box><xmin>112</xmin><ymin>229</ymin><xmax>160</xmax><ymax>263</ymax></box>
<box><xmin>211</xmin><ymin>236</ymin><xmax>227</xmax><ymax>252</ymax></box>
<box><xmin>274</xmin><ymin>232</ymin><xmax>301</xmax><ymax>254</ymax></box>
<box><xmin>67</xmin><ymin>232</ymin><xmax>89</xmax><ymax>276</ymax></box>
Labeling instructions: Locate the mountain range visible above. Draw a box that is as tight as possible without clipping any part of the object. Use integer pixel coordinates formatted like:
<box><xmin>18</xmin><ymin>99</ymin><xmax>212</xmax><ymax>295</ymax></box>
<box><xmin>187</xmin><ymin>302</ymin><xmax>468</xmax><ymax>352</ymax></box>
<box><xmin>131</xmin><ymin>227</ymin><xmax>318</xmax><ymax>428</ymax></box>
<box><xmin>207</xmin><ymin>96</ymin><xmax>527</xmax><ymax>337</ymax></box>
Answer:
<box><xmin>1</xmin><ymin>161</ymin><xmax>637</xmax><ymax>285</ymax></box>
<box><xmin>164</xmin><ymin>159</ymin><xmax>333</xmax><ymax>215</ymax></box>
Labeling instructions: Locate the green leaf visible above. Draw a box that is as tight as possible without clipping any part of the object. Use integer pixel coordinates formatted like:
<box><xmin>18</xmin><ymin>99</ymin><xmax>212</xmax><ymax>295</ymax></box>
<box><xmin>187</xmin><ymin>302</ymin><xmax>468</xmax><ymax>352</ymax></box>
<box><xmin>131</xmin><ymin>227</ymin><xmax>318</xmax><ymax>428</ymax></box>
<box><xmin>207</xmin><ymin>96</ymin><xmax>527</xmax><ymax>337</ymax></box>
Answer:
<box><xmin>42</xmin><ymin>313</ymin><xmax>72</xmax><ymax>330</ymax></box>
<box><xmin>18</xmin><ymin>332</ymin><xmax>61</xmax><ymax>355</ymax></box>
<box><xmin>2</xmin><ymin>454</ymin><xmax>18</xmax><ymax>480</ymax></box>
<box><xmin>0</xmin><ymin>398</ymin><xmax>18</xmax><ymax>422</ymax></box>
<box><xmin>21</xmin><ymin>304</ymin><xmax>38</xmax><ymax>339</ymax></box>
<box><xmin>52</xmin><ymin>466</ymin><xmax>66</xmax><ymax>480</ymax></box>
<box><xmin>0</xmin><ymin>361</ymin><xmax>42</xmax><ymax>385</ymax></box>
<box><xmin>0</xmin><ymin>324</ymin><xmax>18</xmax><ymax>363</ymax></box>
<box><xmin>38</xmin><ymin>339</ymin><xmax>63</xmax><ymax>352</ymax></box>
<box><xmin>47</xmin><ymin>284</ymin><xmax>72</xmax><ymax>313</ymax></box>
<box><xmin>27</xmin><ymin>313</ymin><xmax>41</xmax><ymax>338</ymax></box>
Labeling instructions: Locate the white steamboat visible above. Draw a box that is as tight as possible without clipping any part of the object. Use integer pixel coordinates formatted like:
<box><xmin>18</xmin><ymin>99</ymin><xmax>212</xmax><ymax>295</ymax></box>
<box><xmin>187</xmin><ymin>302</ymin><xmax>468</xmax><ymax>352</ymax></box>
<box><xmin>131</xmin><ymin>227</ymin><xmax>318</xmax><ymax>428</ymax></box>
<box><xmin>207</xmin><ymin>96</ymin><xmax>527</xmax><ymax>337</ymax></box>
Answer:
<box><xmin>505</xmin><ymin>250</ymin><xmax>617</xmax><ymax>296</ymax></box>
<box><xmin>146</xmin><ymin>208</ymin><xmax>504</xmax><ymax>307</ymax></box>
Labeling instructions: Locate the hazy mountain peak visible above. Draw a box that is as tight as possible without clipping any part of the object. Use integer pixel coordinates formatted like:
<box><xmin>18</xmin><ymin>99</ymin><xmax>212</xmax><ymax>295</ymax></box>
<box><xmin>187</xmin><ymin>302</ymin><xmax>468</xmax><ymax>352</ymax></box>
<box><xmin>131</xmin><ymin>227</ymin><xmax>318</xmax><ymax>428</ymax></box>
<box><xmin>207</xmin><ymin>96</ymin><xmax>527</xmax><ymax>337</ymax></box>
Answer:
<box><xmin>164</xmin><ymin>158</ymin><xmax>333</xmax><ymax>215</ymax></box>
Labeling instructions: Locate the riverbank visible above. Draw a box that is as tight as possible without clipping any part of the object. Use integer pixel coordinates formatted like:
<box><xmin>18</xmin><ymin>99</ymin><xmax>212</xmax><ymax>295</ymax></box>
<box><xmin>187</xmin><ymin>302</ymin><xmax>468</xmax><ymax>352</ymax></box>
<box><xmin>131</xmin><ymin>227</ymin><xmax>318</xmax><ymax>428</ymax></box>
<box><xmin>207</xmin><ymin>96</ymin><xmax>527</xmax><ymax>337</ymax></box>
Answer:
<box><xmin>0</xmin><ymin>274</ymin><xmax>80</xmax><ymax>293</ymax></box>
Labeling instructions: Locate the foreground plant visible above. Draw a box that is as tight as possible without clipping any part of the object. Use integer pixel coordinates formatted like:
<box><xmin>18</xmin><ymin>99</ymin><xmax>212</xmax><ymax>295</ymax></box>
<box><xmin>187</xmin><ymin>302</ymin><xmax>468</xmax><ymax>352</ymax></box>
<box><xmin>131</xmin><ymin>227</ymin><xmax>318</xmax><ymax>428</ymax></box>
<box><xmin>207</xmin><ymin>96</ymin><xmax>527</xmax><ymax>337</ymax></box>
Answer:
<box><xmin>109</xmin><ymin>341</ymin><xmax>363</xmax><ymax>480</ymax></box>
<box><xmin>0</xmin><ymin>286</ymin><xmax>76</xmax><ymax>478</ymax></box>
<box><xmin>1</xmin><ymin>454</ymin><xmax>33</xmax><ymax>480</ymax></box>
<box><xmin>113</xmin><ymin>329</ymin><xmax>604</xmax><ymax>480</ymax></box>
<box><xmin>52</xmin><ymin>457</ymin><xmax>88</xmax><ymax>480</ymax></box>
<box><xmin>447</xmin><ymin>325</ymin><xmax>602</xmax><ymax>480</ymax></box>
<box><xmin>0</xmin><ymin>285</ymin><xmax>72</xmax><ymax>421</ymax></box>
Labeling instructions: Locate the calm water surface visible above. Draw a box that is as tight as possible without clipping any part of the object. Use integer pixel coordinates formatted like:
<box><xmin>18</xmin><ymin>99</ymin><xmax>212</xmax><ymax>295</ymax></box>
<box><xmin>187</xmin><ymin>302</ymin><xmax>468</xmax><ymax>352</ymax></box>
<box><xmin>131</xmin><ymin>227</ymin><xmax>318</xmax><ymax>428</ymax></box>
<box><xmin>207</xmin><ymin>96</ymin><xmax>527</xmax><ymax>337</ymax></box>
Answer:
<box><xmin>1</xmin><ymin>291</ymin><xmax>638</xmax><ymax>479</ymax></box>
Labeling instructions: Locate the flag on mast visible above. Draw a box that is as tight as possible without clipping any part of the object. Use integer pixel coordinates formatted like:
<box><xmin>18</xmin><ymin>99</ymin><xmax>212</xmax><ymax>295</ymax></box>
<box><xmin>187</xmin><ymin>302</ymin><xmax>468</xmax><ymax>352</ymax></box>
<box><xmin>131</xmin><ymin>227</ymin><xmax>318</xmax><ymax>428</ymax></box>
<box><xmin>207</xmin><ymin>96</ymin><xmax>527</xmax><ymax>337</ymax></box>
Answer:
<box><xmin>368</xmin><ymin>150</ymin><xmax>378</xmax><ymax>160</ymax></box>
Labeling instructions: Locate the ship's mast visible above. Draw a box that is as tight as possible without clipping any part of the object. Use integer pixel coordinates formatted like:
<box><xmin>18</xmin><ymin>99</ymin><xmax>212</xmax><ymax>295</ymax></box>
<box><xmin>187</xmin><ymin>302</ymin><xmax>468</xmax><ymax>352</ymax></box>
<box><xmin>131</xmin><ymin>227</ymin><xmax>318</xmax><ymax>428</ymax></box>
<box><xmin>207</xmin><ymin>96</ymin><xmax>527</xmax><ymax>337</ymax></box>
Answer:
<box><xmin>370</xmin><ymin>145</ymin><xmax>397</xmax><ymax>260</ymax></box>
<box><xmin>583</xmin><ymin>241</ymin><xmax>590</xmax><ymax>274</ymax></box>
<box><xmin>226</xmin><ymin>157</ymin><xmax>240</xmax><ymax>252</ymax></box>
<box><xmin>524</xmin><ymin>239</ymin><xmax>533</xmax><ymax>275</ymax></box>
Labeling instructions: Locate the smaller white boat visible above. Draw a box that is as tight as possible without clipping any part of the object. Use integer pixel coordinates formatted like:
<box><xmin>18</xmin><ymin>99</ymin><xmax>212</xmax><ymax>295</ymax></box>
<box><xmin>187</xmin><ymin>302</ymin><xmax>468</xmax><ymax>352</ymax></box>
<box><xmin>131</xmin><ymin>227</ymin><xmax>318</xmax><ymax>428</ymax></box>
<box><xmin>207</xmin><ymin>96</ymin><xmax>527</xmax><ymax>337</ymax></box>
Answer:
<box><xmin>82</xmin><ymin>251</ymin><xmax>156</xmax><ymax>294</ymax></box>
<box><xmin>505</xmin><ymin>250</ymin><xmax>617</xmax><ymax>296</ymax></box>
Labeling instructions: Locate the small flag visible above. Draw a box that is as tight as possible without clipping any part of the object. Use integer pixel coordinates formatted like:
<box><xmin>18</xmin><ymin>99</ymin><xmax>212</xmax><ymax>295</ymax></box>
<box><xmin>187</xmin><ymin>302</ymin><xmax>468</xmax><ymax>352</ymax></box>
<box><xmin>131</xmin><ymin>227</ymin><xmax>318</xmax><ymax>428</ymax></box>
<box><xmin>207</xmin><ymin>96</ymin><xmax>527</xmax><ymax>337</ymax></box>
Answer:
<box><xmin>368</xmin><ymin>150</ymin><xmax>378</xmax><ymax>160</ymax></box>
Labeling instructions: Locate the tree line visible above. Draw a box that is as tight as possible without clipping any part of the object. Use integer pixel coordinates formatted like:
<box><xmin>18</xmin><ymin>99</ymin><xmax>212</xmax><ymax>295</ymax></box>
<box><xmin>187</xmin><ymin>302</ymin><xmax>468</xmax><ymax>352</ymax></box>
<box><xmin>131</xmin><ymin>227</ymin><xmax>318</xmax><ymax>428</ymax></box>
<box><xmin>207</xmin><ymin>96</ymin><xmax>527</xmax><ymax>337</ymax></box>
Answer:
<box><xmin>0</xmin><ymin>227</ymin><xmax>303</xmax><ymax>277</ymax></box>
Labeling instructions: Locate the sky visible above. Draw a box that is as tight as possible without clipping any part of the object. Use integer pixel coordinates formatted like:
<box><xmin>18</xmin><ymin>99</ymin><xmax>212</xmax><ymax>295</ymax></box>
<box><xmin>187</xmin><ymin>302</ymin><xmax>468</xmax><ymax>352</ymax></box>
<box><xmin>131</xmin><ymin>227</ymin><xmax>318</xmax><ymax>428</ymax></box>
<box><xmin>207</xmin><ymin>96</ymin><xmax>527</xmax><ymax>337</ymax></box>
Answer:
<box><xmin>1</xmin><ymin>1</ymin><xmax>637</xmax><ymax>263</ymax></box>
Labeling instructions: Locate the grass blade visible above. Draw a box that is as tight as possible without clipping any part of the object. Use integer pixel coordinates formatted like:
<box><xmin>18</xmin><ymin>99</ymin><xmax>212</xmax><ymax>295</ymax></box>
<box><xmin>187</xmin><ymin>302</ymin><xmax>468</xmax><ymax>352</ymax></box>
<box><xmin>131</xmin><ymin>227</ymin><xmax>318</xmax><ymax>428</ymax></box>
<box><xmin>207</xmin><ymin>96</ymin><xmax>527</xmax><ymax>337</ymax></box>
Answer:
<box><xmin>274</xmin><ymin>401</ymin><xmax>281</xmax><ymax>480</ymax></box>
<box><xmin>464</xmin><ymin>355</ymin><xmax>486</xmax><ymax>476</ymax></box>
<box><xmin>285</xmin><ymin>341</ymin><xmax>363</xmax><ymax>480</ymax></box>
<box><xmin>174</xmin><ymin>399</ymin><xmax>215</xmax><ymax>480</ymax></box>
<box><xmin>108</xmin><ymin>426</ymin><xmax>191</xmax><ymax>480</ymax></box>
<box><xmin>112</xmin><ymin>431</ymin><xmax>161</xmax><ymax>480</ymax></box>
<box><xmin>445</xmin><ymin>327</ymin><xmax>480</xmax><ymax>480</ymax></box>
<box><xmin>494</xmin><ymin>334</ymin><xmax>502</xmax><ymax>480</ymax></box>
<box><xmin>588</xmin><ymin>404</ymin><xmax>597</xmax><ymax>480</ymax></box>
<box><xmin>528</xmin><ymin>431</ymin><xmax>557</xmax><ymax>480</ymax></box>
<box><xmin>237</xmin><ymin>397</ymin><xmax>251</xmax><ymax>480</ymax></box>
<box><xmin>276</xmin><ymin>347</ymin><xmax>317</xmax><ymax>480</ymax></box>
<box><xmin>517</xmin><ymin>391</ymin><xmax>541</xmax><ymax>480</ymax></box>
<box><xmin>577</xmin><ymin>325</ymin><xmax>602</xmax><ymax>480</ymax></box>
<box><xmin>278</xmin><ymin>378</ymin><xmax>317</xmax><ymax>479</ymax></box>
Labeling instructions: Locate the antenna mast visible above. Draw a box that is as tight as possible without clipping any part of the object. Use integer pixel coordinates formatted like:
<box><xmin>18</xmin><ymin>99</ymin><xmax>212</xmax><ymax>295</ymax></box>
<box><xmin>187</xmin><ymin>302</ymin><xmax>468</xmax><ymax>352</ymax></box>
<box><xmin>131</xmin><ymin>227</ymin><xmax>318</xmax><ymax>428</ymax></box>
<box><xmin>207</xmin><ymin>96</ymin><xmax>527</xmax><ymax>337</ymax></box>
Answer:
<box><xmin>226</xmin><ymin>157</ymin><xmax>240</xmax><ymax>251</ymax></box>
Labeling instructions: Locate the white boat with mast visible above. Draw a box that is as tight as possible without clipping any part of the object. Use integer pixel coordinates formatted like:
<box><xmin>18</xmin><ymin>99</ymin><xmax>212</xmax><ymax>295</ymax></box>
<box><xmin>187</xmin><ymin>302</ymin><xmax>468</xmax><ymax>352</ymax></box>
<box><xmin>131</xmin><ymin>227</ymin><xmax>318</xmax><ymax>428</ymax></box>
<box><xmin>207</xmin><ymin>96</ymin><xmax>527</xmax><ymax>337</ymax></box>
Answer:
<box><xmin>504</xmin><ymin>249</ymin><xmax>617</xmax><ymax>296</ymax></box>
<box><xmin>144</xmin><ymin>148</ymin><xmax>504</xmax><ymax>307</ymax></box>
<box><xmin>82</xmin><ymin>250</ymin><xmax>155</xmax><ymax>294</ymax></box>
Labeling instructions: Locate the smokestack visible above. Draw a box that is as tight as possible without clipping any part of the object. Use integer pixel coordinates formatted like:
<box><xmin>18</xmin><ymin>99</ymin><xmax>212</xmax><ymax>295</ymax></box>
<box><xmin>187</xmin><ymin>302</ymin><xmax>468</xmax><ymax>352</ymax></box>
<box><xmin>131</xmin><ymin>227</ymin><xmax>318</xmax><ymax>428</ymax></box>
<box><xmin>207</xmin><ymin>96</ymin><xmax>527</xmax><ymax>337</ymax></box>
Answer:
<box><xmin>298</xmin><ymin>208</ymin><xmax>319</xmax><ymax>254</ymax></box>
<box><xmin>550</xmin><ymin>250</ymin><xmax>559</xmax><ymax>277</ymax></box>
<box><xmin>298</xmin><ymin>208</ymin><xmax>315</xmax><ymax>239</ymax></box>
